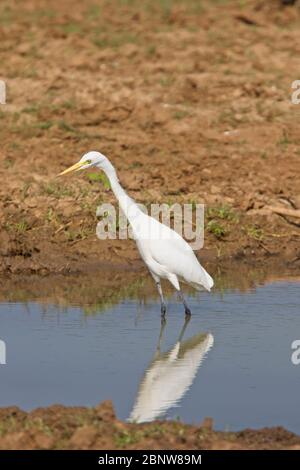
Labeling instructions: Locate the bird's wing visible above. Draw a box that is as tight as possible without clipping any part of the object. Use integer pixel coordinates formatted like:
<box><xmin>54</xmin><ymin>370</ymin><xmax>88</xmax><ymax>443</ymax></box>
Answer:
<box><xmin>137</xmin><ymin>215</ymin><xmax>213</xmax><ymax>291</ymax></box>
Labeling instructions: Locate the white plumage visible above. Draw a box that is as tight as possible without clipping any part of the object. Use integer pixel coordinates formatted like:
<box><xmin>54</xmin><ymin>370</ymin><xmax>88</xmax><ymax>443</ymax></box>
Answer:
<box><xmin>59</xmin><ymin>151</ymin><xmax>214</xmax><ymax>316</ymax></box>
<box><xmin>130</xmin><ymin>327</ymin><xmax>214</xmax><ymax>422</ymax></box>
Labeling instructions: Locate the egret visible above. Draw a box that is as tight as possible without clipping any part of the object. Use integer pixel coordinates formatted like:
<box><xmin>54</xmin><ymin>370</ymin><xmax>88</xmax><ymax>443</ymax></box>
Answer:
<box><xmin>130</xmin><ymin>319</ymin><xmax>214</xmax><ymax>423</ymax></box>
<box><xmin>59</xmin><ymin>151</ymin><xmax>214</xmax><ymax>316</ymax></box>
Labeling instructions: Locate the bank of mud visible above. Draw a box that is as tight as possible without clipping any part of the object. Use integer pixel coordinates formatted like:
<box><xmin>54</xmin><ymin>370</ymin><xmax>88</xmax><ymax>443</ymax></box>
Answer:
<box><xmin>1</xmin><ymin>0</ymin><xmax>300</xmax><ymax>275</ymax></box>
<box><xmin>0</xmin><ymin>401</ymin><xmax>299</xmax><ymax>450</ymax></box>
<box><xmin>0</xmin><ymin>262</ymin><xmax>298</xmax><ymax>312</ymax></box>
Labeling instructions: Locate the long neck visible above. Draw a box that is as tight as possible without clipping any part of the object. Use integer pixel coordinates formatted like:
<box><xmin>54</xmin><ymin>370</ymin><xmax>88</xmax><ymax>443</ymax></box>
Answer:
<box><xmin>99</xmin><ymin>161</ymin><xmax>141</xmax><ymax>223</ymax></box>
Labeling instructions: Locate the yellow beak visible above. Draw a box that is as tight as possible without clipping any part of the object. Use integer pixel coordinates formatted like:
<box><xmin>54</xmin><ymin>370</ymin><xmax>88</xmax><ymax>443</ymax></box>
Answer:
<box><xmin>58</xmin><ymin>161</ymin><xmax>85</xmax><ymax>176</ymax></box>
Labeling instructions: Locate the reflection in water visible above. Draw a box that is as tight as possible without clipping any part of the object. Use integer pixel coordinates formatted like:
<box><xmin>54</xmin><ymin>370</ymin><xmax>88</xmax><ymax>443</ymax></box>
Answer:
<box><xmin>1</xmin><ymin>280</ymin><xmax>300</xmax><ymax>430</ymax></box>
<box><xmin>130</xmin><ymin>318</ymin><xmax>214</xmax><ymax>423</ymax></box>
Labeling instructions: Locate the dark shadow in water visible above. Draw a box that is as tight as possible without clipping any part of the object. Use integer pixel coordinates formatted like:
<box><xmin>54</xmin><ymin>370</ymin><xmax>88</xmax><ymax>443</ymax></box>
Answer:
<box><xmin>130</xmin><ymin>317</ymin><xmax>214</xmax><ymax>423</ymax></box>
<box><xmin>1</xmin><ymin>265</ymin><xmax>299</xmax><ymax>314</ymax></box>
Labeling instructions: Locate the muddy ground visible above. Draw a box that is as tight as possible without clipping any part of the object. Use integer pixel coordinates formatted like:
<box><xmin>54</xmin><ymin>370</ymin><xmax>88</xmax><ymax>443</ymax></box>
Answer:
<box><xmin>1</xmin><ymin>0</ymin><xmax>300</xmax><ymax>451</ymax></box>
<box><xmin>0</xmin><ymin>0</ymin><xmax>300</xmax><ymax>276</ymax></box>
<box><xmin>0</xmin><ymin>400</ymin><xmax>300</xmax><ymax>450</ymax></box>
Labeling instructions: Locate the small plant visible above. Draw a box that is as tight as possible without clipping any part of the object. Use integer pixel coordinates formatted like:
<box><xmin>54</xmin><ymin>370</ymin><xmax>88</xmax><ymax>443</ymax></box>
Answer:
<box><xmin>207</xmin><ymin>220</ymin><xmax>226</xmax><ymax>238</ymax></box>
<box><xmin>128</xmin><ymin>161</ymin><xmax>142</xmax><ymax>169</ymax></box>
<box><xmin>115</xmin><ymin>431</ymin><xmax>139</xmax><ymax>448</ymax></box>
<box><xmin>246</xmin><ymin>225</ymin><xmax>264</xmax><ymax>241</ymax></box>
<box><xmin>86</xmin><ymin>4</ymin><xmax>101</xmax><ymax>20</ymax></box>
<box><xmin>21</xmin><ymin>182</ymin><xmax>31</xmax><ymax>200</ymax></box>
<box><xmin>159</xmin><ymin>75</ymin><xmax>175</xmax><ymax>87</ymax></box>
<box><xmin>3</xmin><ymin>158</ymin><xmax>14</xmax><ymax>169</ymax></box>
<box><xmin>207</xmin><ymin>205</ymin><xmax>236</xmax><ymax>221</ymax></box>
<box><xmin>58</xmin><ymin>120</ymin><xmax>77</xmax><ymax>133</ymax></box>
<box><xmin>146</xmin><ymin>44</ymin><xmax>156</xmax><ymax>56</ymax></box>
<box><xmin>45</xmin><ymin>208</ymin><xmax>54</xmax><ymax>223</ymax></box>
<box><xmin>65</xmin><ymin>227</ymin><xmax>92</xmax><ymax>242</ymax></box>
<box><xmin>260</xmin><ymin>151</ymin><xmax>267</xmax><ymax>160</ymax></box>
<box><xmin>25</xmin><ymin>417</ymin><xmax>53</xmax><ymax>437</ymax></box>
<box><xmin>278</xmin><ymin>130</ymin><xmax>290</xmax><ymax>147</ymax></box>
<box><xmin>93</xmin><ymin>32</ymin><xmax>138</xmax><ymax>49</ymax></box>
<box><xmin>173</xmin><ymin>110</ymin><xmax>189</xmax><ymax>120</ymax></box>
<box><xmin>41</xmin><ymin>182</ymin><xmax>74</xmax><ymax>198</ymax></box>
<box><xmin>61</xmin><ymin>23</ymin><xmax>82</xmax><ymax>34</ymax></box>
<box><xmin>88</xmin><ymin>172</ymin><xmax>110</xmax><ymax>189</ymax></box>
<box><xmin>23</xmin><ymin>105</ymin><xmax>39</xmax><ymax>114</ymax></box>
<box><xmin>62</xmin><ymin>99</ymin><xmax>76</xmax><ymax>110</ymax></box>
<box><xmin>14</xmin><ymin>221</ymin><xmax>29</xmax><ymax>233</ymax></box>
<box><xmin>34</xmin><ymin>121</ymin><xmax>53</xmax><ymax>130</ymax></box>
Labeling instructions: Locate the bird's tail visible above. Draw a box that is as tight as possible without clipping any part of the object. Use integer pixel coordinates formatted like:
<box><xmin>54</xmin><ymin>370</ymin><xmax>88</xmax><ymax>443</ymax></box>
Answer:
<box><xmin>191</xmin><ymin>265</ymin><xmax>214</xmax><ymax>292</ymax></box>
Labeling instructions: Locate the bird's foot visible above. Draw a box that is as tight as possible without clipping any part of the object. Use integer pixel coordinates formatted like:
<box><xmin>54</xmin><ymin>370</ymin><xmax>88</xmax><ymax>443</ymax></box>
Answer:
<box><xmin>185</xmin><ymin>307</ymin><xmax>191</xmax><ymax>318</ymax></box>
<box><xmin>161</xmin><ymin>303</ymin><xmax>167</xmax><ymax>316</ymax></box>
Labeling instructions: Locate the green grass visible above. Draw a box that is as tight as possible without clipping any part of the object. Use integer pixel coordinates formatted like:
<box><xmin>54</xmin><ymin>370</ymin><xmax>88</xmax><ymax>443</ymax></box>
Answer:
<box><xmin>34</xmin><ymin>121</ymin><xmax>53</xmax><ymax>130</ymax></box>
<box><xmin>205</xmin><ymin>205</ymin><xmax>238</xmax><ymax>238</ymax></box>
<box><xmin>92</xmin><ymin>32</ymin><xmax>138</xmax><ymax>49</ymax></box>
<box><xmin>24</xmin><ymin>417</ymin><xmax>53</xmax><ymax>437</ymax></box>
<box><xmin>2</xmin><ymin>158</ymin><xmax>15</xmax><ymax>169</ymax></box>
<box><xmin>41</xmin><ymin>182</ymin><xmax>75</xmax><ymax>198</ymax></box>
<box><xmin>278</xmin><ymin>130</ymin><xmax>290</xmax><ymax>148</ymax></box>
<box><xmin>115</xmin><ymin>431</ymin><xmax>139</xmax><ymax>448</ymax></box>
<box><xmin>15</xmin><ymin>221</ymin><xmax>29</xmax><ymax>233</ymax></box>
<box><xmin>34</xmin><ymin>8</ymin><xmax>56</xmax><ymax>19</ymax></box>
<box><xmin>159</xmin><ymin>75</ymin><xmax>175</xmax><ymax>87</ymax></box>
<box><xmin>0</xmin><ymin>416</ymin><xmax>17</xmax><ymax>437</ymax></box>
<box><xmin>207</xmin><ymin>220</ymin><xmax>226</xmax><ymax>238</ymax></box>
<box><xmin>58</xmin><ymin>120</ymin><xmax>77</xmax><ymax>133</ymax></box>
<box><xmin>23</xmin><ymin>105</ymin><xmax>40</xmax><ymax>114</ymax></box>
<box><xmin>21</xmin><ymin>67</ymin><xmax>38</xmax><ymax>78</ymax></box>
<box><xmin>207</xmin><ymin>205</ymin><xmax>237</xmax><ymax>221</ymax></box>
<box><xmin>85</xmin><ymin>4</ymin><xmax>102</xmax><ymax>20</ymax></box>
<box><xmin>146</xmin><ymin>44</ymin><xmax>157</xmax><ymax>56</ymax></box>
<box><xmin>0</xmin><ymin>6</ymin><xmax>14</xmax><ymax>25</ymax></box>
<box><xmin>64</xmin><ymin>227</ymin><xmax>93</xmax><ymax>242</ymax></box>
<box><xmin>173</xmin><ymin>110</ymin><xmax>190</xmax><ymax>120</ymax></box>
<box><xmin>5</xmin><ymin>220</ymin><xmax>29</xmax><ymax>233</ymax></box>
<box><xmin>61</xmin><ymin>23</ymin><xmax>83</xmax><ymax>35</ymax></box>
<box><xmin>61</xmin><ymin>99</ymin><xmax>77</xmax><ymax>110</ymax></box>
<box><xmin>87</xmin><ymin>172</ymin><xmax>111</xmax><ymax>189</ymax></box>
<box><xmin>245</xmin><ymin>225</ymin><xmax>264</xmax><ymax>241</ymax></box>
<box><xmin>21</xmin><ymin>182</ymin><xmax>31</xmax><ymax>200</ymax></box>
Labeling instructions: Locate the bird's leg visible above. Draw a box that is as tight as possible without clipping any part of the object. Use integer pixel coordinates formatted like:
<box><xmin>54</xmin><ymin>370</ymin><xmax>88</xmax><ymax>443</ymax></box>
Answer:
<box><xmin>154</xmin><ymin>315</ymin><xmax>167</xmax><ymax>358</ymax></box>
<box><xmin>155</xmin><ymin>281</ymin><xmax>167</xmax><ymax>317</ymax></box>
<box><xmin>177</xmin><ymin>314</ymin><xmax>191</xmax><ymax>343</ymax></box>
<box><xmin>178</xmin><ymin>290</ymin><xmax>192</xmax><ymax>317</ymax></box>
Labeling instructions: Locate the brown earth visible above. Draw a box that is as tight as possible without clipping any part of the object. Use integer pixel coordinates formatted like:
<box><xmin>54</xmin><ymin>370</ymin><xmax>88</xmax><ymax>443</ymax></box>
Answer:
<box><xmin>0</xmin><ymin>400</ymin><xmax>300</xmax><ymax>450</ymax></box>
<box><xmin>0</xmin><ymin>264</ymin><xmax>299</xmax><ymax>312</ymax></box>
<box><xmin>1</xmin><ymin>0</ymin><xmax>300</xmax><ymax>451</ymax></box>
<box><xmin>0</xmin><ymin>0</ymin><xmax>300</xmax><ymax>276</ymax></box>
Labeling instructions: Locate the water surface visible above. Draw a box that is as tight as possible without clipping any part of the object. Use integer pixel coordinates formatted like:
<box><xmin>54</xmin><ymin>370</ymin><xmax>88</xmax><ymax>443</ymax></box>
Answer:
<box><xmin>0</xmin><ymin>278</ymin><xmax>299</xmax><ymax>432</ymax></box>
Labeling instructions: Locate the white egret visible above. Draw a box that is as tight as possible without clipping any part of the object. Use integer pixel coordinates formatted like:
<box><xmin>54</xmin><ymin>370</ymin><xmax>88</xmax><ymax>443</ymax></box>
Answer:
<box><xmin>130</xmin><ymin>319</ymin><xmax>214</xmax><ymax>423</ymax></box>
<box><xmin>59</xmin><ymin>151</ymin><xmax>214</xmax><ymax>316</ymax></box>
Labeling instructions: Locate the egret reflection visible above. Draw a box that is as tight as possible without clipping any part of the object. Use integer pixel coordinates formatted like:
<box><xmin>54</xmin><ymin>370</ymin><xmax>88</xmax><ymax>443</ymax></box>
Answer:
<box><xmin>130</xmin><ymin>318</ymin><xmax>214</xmax><ymax>423</ymax></box>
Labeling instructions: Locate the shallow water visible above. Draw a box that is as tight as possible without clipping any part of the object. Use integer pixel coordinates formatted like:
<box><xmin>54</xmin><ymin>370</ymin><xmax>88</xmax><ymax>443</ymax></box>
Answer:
<box><xmin>0</xmin><ymin>279</ymin><xmax>300</xmax><ymax>432</ymax></box>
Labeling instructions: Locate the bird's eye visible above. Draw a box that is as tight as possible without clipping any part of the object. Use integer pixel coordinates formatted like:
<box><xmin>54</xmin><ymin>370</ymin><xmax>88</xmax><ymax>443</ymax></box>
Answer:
<box><xmin>85</xmin><ymin>159</ymin><xmax>92</xmax><ymax>165</ymax></box>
